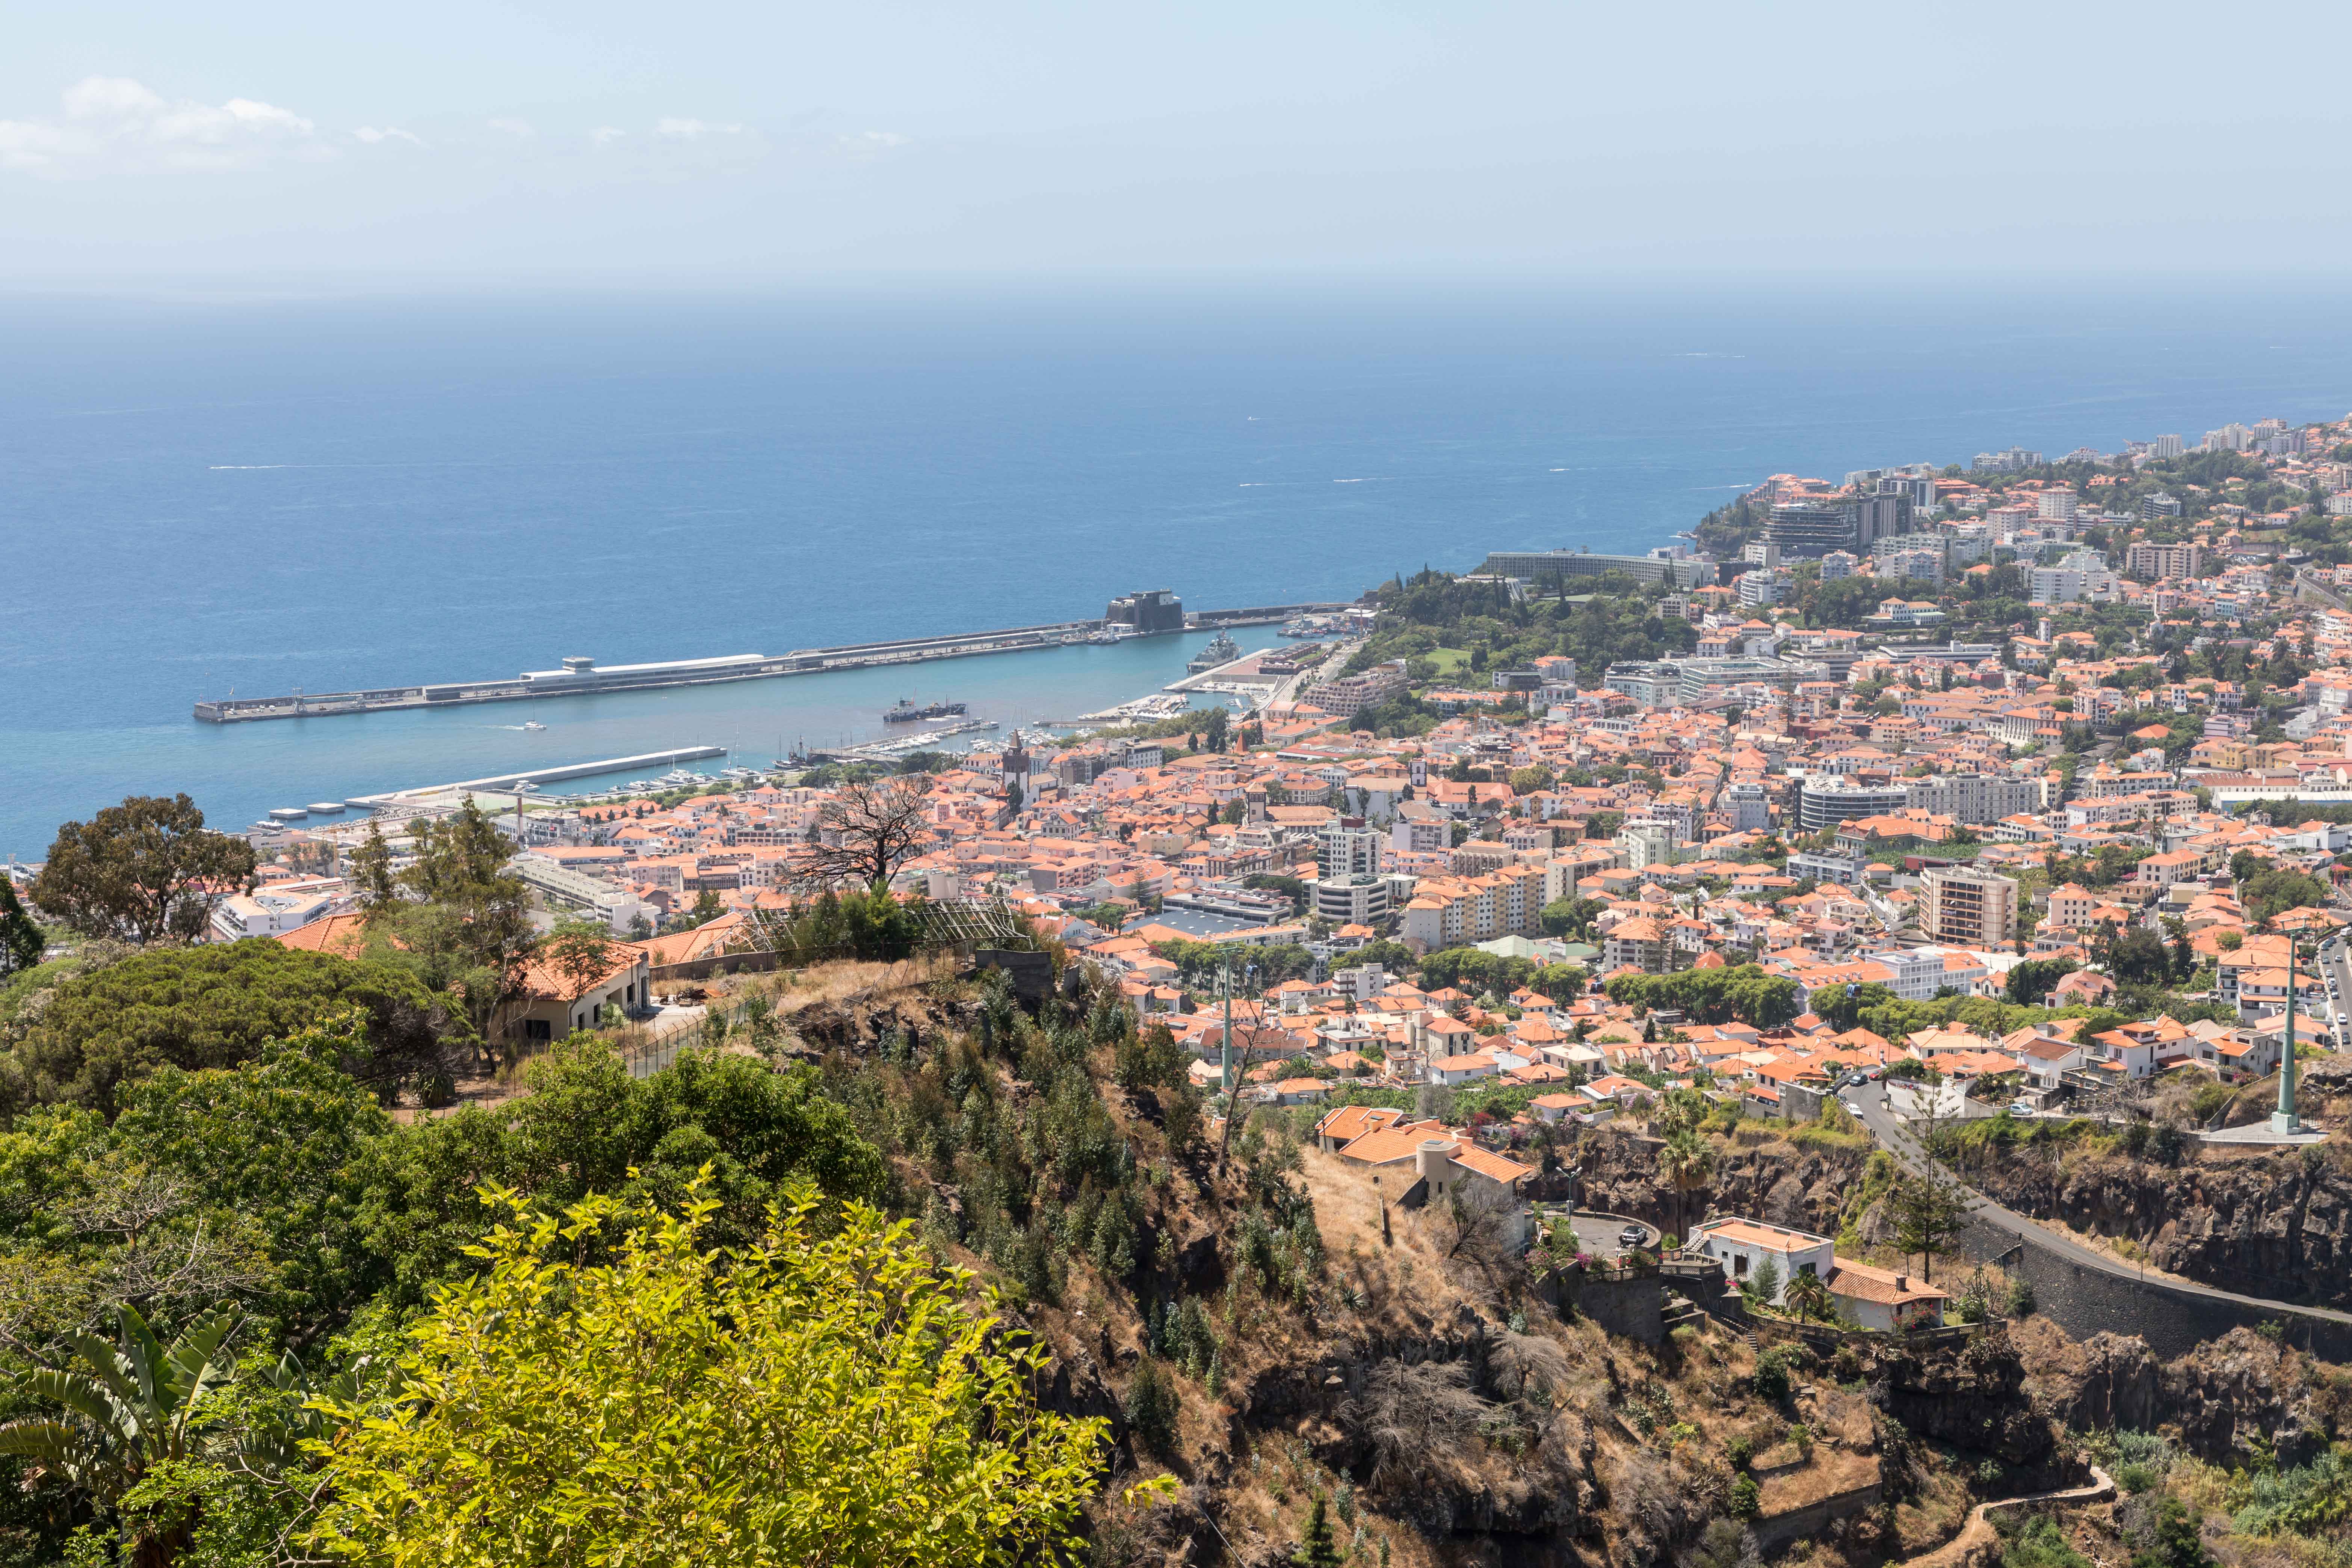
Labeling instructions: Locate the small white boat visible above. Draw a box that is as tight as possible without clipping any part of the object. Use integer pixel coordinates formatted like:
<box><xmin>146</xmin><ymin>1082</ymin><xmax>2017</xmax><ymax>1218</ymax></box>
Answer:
<box><xmin>522</xmin><ymin>721</ymin><xmax>546</xmax><ymax>731</ymax></box>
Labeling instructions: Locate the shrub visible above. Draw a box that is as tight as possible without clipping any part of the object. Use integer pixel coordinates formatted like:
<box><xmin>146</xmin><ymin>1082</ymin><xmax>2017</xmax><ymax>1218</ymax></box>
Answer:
<box><xmin>1729</xmin><ymin>1474</ymin><xmax>1761</xmax><ymax>1518</ymax></box>
<box><xmin>1752</xmin><ymin>1347</ymin><xmax>1793</xmax><ymax>1402</ymax></box>
<box><xmin>1725</xmin><ymin>1435</ymin><xmax>1754</xmax><ymax>1470</ymax></box>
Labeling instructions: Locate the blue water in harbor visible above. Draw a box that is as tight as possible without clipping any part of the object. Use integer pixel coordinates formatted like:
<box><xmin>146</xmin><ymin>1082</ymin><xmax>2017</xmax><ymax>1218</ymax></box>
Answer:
<box><xmin>5</xmin><ymin>278</ymin><xmax>2352</xmax><ymax>856</ymax></box>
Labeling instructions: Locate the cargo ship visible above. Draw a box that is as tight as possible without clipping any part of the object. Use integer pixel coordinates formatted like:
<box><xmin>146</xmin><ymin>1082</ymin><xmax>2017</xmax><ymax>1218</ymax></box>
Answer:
<box><xmin>884</xmin><ymin>698</ymin><xmax>968</xmax><ymax>723</ymax></box>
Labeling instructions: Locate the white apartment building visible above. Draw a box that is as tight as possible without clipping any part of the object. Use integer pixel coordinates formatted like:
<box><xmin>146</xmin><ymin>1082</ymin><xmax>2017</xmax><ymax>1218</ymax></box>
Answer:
<box><xmin>208</xmin><ymin>883</ymin><xmax>349</xmax><ymax>943</ymax></box>
<box><xmin>2029</xmin><ymin>551</ymin><xmax>2122</xmax><ymax>605</ymax></box>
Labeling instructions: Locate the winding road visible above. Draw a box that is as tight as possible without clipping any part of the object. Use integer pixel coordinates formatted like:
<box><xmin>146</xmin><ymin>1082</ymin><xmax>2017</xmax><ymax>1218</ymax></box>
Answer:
<box><xmin>1845</xmin><ymin>1082</ymin><xmax>2352</xmax><ymax>1331</ymax></box>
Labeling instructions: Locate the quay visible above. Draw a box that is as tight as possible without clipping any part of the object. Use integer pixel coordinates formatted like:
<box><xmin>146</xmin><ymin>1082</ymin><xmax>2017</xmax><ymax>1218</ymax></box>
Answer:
<box><xmin>192</xmin><ymin>595</ymin><xmax>1352</xmax><ymax>724</ymax></box>
<box><xmin>344</xmin><ymin>747</ymin><xmax>728</xmax><ymax>807</ymax></box>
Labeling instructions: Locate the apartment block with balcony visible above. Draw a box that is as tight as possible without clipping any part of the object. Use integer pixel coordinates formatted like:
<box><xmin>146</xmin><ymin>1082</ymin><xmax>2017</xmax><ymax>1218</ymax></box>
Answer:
<box><xmin>1920</xmin><ymin>866</ymin><xmax>2018</xmax><ymax>947</ymax></box>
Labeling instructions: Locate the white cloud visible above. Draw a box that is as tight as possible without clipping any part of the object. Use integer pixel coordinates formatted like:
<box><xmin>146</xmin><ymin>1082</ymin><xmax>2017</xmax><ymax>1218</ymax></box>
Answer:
<box><xmin>355</xmin><ymin>125</ymin><xmax>424</xmax><ymax>147</ymax></box>
<box><xmin>488</xmin><ymin>116</ymin><xmax>536</xmax><ymax>138</ymax></box>
<box><xmin>654</xmin><ymin>118</ymin><xmax>745</xmax><ymax>140</ymax></box>
<box><xmin>851</xmin><ymin>130</ymin><xmax>911</xmax><ymax>149</ymax></box>
<box><xmin>0</xmin><ymin>76</ymin><xmax>324</xmax><ymax>174</ymax></box>
<box><xmin>589</xmin><ymin>126</ymin><xmax>626</xmax><ymax>147</ymax></box>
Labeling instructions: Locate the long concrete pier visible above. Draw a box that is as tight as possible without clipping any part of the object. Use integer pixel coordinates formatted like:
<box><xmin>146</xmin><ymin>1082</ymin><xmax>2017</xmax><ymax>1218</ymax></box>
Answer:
<box><xmin>346</xmin><ymin>747</ymin><xmax>728</xmax><ymax>806</ymax></box>
<box><xmin>193</xmin><ymin>601</ymin><xmax>1353</xmax><ymax>724</ymax></box>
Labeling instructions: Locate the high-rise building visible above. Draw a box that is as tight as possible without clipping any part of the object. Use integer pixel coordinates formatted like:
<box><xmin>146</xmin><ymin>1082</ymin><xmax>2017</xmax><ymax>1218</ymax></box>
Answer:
<box><xmin>2150</xmin><ymin>434</ymin><xmax>2184</xmax><ymax>459</ymax></box>
<box><xmin>1902</xmin><ymin>774</ymin><xmax>2044</xmax><ymax>825</ymax></box>
<box><xmin>1319</xmin><ymin>824</ymin><xmax>1386</xmax><ymax>878</ymax></box>
<box><xmin>2125</xmin><ymin>541</ymin><xmax>2207</xmax><ymax>581</ymax></box>
<box><xmin>1921</xmin><ymin>866</ymin><xmax>2018</xmax><ymax>947</ymax></box>
<box><xmin>1818</xmin><ymin>550</ymin><xmax>1858</xmax><ymax>580</ymax></box>
<box><xmin>1796</xmin><ymin>781</ymin><xmax>1911</xmax><ymax>834</ymax></box>
<box><xmin>1742</xmin><ymin>540</ymin><xmax>1783</xmax><ymax>569</ymax></box>
<box><xmin>2139</xmin><ymin>491</ymin><xmax>2182</xmax><ymax>519</ymax></box>
<box><xmin>2036</xmin><ymin>489</ymin><xmax>2079</xmax><ymax>521</ymax></box>
<box><xmin>2030</xmin><ymin>551</ymin><xmax>2122</xmax><ymax>604</ymax></box>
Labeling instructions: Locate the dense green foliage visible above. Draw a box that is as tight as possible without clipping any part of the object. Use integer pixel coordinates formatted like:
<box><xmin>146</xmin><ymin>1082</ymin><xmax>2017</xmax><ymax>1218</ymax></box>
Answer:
<box><xmin>7</xmin><ymin>941</ymin><xmax>469</xmax><ymax>1121</ymax></box>
<box><xmin>1603</xmin><ymin>965</ymin><xmax>1801</xmax><ymax>1029</ymax></box>
<box><xmin>308</xmin><ymin>1185</ymin><xmax>1108</xmax><ymax>1567</ymax></box>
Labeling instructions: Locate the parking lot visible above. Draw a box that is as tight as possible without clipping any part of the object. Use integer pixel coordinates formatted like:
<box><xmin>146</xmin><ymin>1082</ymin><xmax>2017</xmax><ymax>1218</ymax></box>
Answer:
<box><xmin>1565</xmin><ymin>1213</ymin><xmax>1657</xmax><ymax>1257</ymax></box>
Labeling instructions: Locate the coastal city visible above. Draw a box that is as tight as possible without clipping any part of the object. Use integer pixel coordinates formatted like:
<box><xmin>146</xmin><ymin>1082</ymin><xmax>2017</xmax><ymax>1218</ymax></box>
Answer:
<box><xmin>22</xmin><ymin>7</ymin><xmax>2352</xmax><ymax>1564</ymax></box>
<box><xmin>15</xmin><ymin>400</ymin><xmax>2352</xmax><ymax>1566</ymax></box>
<box><xmin>168</xmin><ymin>404</ymin><xmax>2352</xmax><ymax>1104</ymax></box>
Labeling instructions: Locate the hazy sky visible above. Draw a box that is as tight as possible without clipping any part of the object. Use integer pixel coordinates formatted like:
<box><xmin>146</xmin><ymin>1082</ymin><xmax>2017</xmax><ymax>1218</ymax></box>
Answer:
<box><xmin>5</xmin><ymin>1</ymin><xmax>2349</xmax><ymax>287</ymax></box>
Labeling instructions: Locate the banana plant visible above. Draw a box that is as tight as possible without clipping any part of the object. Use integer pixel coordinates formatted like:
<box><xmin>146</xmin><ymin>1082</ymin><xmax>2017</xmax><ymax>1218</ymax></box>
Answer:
<box><xmin>0</xmin><ymin>1303</ymin><xmax>238</xmax><ymax>1514</ymax></box>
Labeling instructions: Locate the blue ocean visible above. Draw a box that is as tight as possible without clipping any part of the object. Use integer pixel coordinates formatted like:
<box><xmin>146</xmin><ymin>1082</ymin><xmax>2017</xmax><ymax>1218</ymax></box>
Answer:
<box><xmin>5</xmin><ymin>279</ymin><xmax>2350</xmax><ymax>857</ymax></box>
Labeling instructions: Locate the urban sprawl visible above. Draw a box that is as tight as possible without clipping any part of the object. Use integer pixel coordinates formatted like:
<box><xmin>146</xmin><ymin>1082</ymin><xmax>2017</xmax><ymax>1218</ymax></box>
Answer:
<box><xmin>22</xmin><ymin>404</ymin><xmax>2352</xmax><ymax>1562</ymax></box>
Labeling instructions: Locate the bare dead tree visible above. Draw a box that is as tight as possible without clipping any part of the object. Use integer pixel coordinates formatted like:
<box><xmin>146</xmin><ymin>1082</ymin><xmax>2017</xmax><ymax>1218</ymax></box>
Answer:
<box><xmin>1344</xmin><ymin>1359</ymin><xmax>1487</xmax><ymax>1490</ymax></box>
<box><xmin>1439</xmin><ymin>1177</ymin><xmax>1523</xmax><ymax>1263</ymax></box>
<box><xmin>795</xmin><ymin>775</ymin><xmax>935</xmax><ymax>891</ymax></box>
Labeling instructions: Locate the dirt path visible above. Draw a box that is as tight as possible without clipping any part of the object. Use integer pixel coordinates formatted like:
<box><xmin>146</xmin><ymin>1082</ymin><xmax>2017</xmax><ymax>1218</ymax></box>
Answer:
<box><xmin>1897</xmin><ymin>1466</ymin><xmax>2114</xmax><ymax>1568</ymax></box>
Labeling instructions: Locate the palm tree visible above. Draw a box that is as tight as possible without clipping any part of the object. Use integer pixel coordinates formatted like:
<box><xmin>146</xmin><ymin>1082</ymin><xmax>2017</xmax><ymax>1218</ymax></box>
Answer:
<box><xmin>0</xmin><ymin>1305</ymin><xmax>237</xmax><ymax>1567</ymax></box>
<box><xmin>1784</xmin><ymin>1269</ymin><xmax>1835</xmax><ymax>1323</ymax></box>
<box><xmin>1657</xmin><ymin>1130</ymin><xmax>1714</xmax><ymax>1246</ymax></box>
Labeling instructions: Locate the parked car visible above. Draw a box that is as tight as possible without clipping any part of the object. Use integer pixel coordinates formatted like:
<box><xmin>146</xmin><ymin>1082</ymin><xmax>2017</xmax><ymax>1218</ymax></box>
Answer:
<box><xmin>1841</xmin><ymin>1100</ymin><xmax>1862</xmax><ymax>1116</ymax></box>
<box><xmin>2008</xmin><ymin>1100</ymin><xmax>2036</xmax><ymax>1116</ymax></box>
<box><xmin>1865</xmin><ymin>1067</ymin><xmax>1883</xmax><ymax>1080</ymax></box>
<box><xmin>1618</xmin><ymin>1225</ymin><xmax>1647</xmax><ymax>1248</ymax></box>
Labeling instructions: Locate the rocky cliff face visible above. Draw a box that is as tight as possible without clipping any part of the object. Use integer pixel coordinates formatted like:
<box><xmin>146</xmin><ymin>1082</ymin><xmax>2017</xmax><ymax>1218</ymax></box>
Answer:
<box><xmin>2018</xmin><ymin>1320</ymin><xmax>2348</xmax><ymax>1465</ymax></box>
<box><xmin>1852</xmin><ymin>1327</ymin><xmax>2072</xmax><ymax>1481</ymax></box>
<box><xmin>1571</xmin><ymin>1127</ymin><xmax>1869</xmax><ymax>1237</ymax></box>
<box><xmin>1958</xmin><ymin>1141</ymin><xmax>2352</xmax><ymax>1309</ymax></box>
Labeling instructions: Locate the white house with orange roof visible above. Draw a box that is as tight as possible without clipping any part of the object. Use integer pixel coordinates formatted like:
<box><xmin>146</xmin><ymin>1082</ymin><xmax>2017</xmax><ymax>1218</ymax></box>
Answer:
<box><xmin>1690</xmin><ymin>1216</ymin><xmax>1946</xmax><ymax>1330</ymax></box>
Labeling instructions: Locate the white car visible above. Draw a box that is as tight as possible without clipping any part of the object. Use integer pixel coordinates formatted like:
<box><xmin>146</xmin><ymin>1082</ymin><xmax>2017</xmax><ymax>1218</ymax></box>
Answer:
<box><xmin>1841</xmin><ymin>1099</ymin><xmax>1862</xmax><ymax>1116</ymax></box>
<box><xmin>2007</xmin><ymin>1101</ymin><xmax>2036</xmax><ymax>1116</ymax></box>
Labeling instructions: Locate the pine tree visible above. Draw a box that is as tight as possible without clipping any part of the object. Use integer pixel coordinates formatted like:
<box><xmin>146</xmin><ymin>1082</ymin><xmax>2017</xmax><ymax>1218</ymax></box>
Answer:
<box><xmin>0</xmin><ymin>877</ymin><xmax>42</xmax><ymax>976</ymax></box>
<box><xmin>1294</xmin><ymin>1494</ymin><xmax>1344</xmax><ymax>1568</ymax></box>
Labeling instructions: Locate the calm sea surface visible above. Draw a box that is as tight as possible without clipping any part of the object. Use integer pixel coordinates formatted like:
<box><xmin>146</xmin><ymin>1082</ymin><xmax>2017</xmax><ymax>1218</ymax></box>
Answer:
<box><xmin>5</xmin><ymin>279</ymin><xmax>2350</xmax><ymax>856</ymax></box>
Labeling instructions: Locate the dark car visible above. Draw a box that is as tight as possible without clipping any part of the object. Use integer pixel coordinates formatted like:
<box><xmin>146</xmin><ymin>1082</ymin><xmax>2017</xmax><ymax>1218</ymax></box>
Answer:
<box><xmin>1618</xmin><ymin>1225</ymin><xmax>1647</xmax><ymax>1248</ymax></box>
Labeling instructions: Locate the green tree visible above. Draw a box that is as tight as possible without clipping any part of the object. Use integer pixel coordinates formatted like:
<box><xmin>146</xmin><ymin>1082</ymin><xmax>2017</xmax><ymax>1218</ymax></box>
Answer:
<box><xmin>32</xmin><ymin>794</ymin><xmax>258</xmax><ymax>945</ymax></box>
<box><xmin>0</xmin><ymin>875</ymin><xmax>45</xmax><ymax>976</ymax></box>
<box><xmin>356</xmin><ymin>1041</ymin><xmax>885</xmax><ymax>1304</ymax></box>
<box><xmin>377</xmin><ymin>800</ymin><xmax>538</xmax><ymax>1045</ymax></box>
<box><xmin>1891</xmin><ymin>1167</ymin><xmax>1971</xmax><ymax>1284</ymax></box>
<box><xmin>1294</xmin><ymin>1493</ymin><xmax>1346</xmax><ymax>1567</ymax></box>
<box><xmin>1784</xmin><ymin>1268</ymin><xmax>1835</xmax><ymax>1322</ymax></box>
<box><xmin>2129</xmin><ymin>1497</ymin><xmax>2214</xmax><ymax>1568</ymax></box>
<box><xmin>349</xmin><ymin>821</ymin><xmax>398</xmax><ymax>909</ymax></box>
<box><xmin>0</xmin><ymin>1302</ymin><xmax>237</xmax><ymax>1567</ymax></box>
<box><xmin>309</xmin><ymin>1183</ymin><xmax>1107</xmax><ymax>1567</ymax></box>
<box><xmin>1657</xmin><ymin>1129</ymin><xmax>1713</xmax><ymax>1241</ymax></box>
<box><xmin>2003</xmin><ymin>1517</ymin><xmax>2092</xmax><ymax>1568</ymax></box>
<box><xmin>1747</xmin><ymin>1256</ymin><xmax>1783</xmax><ymax>1306</ymax></box>
<box><xmin>2006</xmin><ymin>958</ymin><xmax>2078</xmax><ymax>1006</ymax></box>
<box><xmin>1204</xmin><ymin>705</ymin><xmax>1231</xmax><ymax>754</ymax></box>
<box><xmin>15</xmin><ymin>940</ymin><xmax>467</xmax><ymax>1118</ymax></box>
